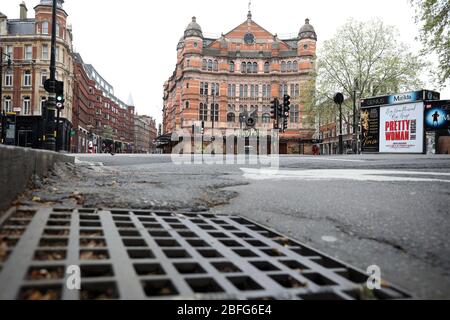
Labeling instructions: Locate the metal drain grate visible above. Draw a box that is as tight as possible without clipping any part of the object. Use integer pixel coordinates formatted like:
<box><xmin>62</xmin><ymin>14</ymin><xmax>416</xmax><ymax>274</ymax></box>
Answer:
<box><xmin>0</xmin><ymin>207</ymin><xmax>411</xmax><ymax>300</ymax></box>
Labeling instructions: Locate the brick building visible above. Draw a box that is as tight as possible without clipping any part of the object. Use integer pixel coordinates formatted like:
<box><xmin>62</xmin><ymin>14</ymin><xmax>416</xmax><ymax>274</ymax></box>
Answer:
<box><xmin>162</xmin><ymin>11</ymin><xmax>317</xmax><ymax>154</ymax></box>
<box><xmin>0</xmin><ymin>0</ymin><xmax>74</xmax><ymax>149</ymax></box>
<box><xmin>72</xmin><ymin>53</ymin><xmax>136</xmax><ymax>153</ymax></box>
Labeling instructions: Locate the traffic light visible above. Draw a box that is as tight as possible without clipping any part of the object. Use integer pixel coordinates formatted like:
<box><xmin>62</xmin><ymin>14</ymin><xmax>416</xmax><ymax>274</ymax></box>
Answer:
<box><xmin>270</xmin><ymin>98</ymin><xmax>279</xmax><ymax>120</ymax></box>
<box><xmin>55</xmin><ymin>80</ymin><xmax>64</xmax><ymax>110</ymax></box>
<box><xmin>282</xmin><ymin>95</ymin><xmax>291</xmax><ymax>132</ymax></box>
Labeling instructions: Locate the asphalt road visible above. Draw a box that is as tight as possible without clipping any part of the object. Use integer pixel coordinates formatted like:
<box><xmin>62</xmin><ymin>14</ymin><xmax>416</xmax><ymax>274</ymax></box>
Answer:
<box><xmin>25</xmin><ymin>153</ymin><xmax>450</xmax><ymax>299</ymax></box>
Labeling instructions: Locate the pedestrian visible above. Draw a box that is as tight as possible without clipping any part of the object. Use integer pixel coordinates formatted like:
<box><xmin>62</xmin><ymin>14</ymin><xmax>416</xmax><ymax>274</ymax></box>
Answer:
<box><xmin>88</xmin><ymin>140</ymin><xmax>93</xmax><ymax>154</ymax></box>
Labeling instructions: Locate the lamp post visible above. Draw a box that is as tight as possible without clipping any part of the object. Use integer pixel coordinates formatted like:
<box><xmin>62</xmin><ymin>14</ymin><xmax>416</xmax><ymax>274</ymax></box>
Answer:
<box><xmin>333</xmin><ymin>92</ymin><xmax>344</xmax><ymax>155</ymax></box>
<box><xmin>353</xmin><ymin>79</ymin><xmax>359</xmax><ymax>154</ymax></box>
<box><xmin>0</xmin><ymin>48</ymin><xmax>12</xmax><ymax>144</ymax></box>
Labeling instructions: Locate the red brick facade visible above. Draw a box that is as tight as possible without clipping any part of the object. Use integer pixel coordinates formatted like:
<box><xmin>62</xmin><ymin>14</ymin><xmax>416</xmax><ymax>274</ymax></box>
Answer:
<box><xmin>162</xmin><ymin>13</ymin><xmax>317</xmax><ymax>154</ymax></box>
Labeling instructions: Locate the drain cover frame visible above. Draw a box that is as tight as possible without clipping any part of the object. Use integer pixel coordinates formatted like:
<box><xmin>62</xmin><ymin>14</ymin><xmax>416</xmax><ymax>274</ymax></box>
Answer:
<box><xmin>0</xmin><ymin>206</ymin><xmax>411</xmax><ymax>300</ymax></box>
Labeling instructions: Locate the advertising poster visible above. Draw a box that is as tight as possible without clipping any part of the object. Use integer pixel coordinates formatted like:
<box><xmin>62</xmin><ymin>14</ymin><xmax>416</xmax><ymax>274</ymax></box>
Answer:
<box><xmin>425</xmin><ymin>101</ymin><xmax>450</xmax><ymax>131</ymax></box>
<box><xmin>380</xmin><ymin>102</ymin><xmax>424</xmax><ymax>153</ymax></box>
<box><xmin>361</xmin><ymin>107</ymin><xmax>380</xmax><ymax>152</ymax></box>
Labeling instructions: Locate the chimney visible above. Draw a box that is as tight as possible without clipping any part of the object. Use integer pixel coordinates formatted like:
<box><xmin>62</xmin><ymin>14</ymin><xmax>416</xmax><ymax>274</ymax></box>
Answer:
<box><xmin>20</xmin><ymin>1</ymin><xmax>28</xmax><ymax>20</ymax></box>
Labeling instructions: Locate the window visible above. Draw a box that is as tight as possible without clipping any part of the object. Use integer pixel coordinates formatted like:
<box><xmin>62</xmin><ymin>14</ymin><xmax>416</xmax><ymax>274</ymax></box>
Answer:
<box><xmin>232</xmin><ymin>85</ymin><xmax>236</xmax><ymax>97</ymax></box>
<box><xmin>290</xmin><ymin>84</ymin><xmax>295</xmax><ymax>97</ymax></box>
<box><xmin>243</xmin><ymin>85</ymin><xmax>248</xmax><ymax>98</ymax></box>
<box><xmin>25</xmin><ymin>45</ymin><xmax>32</xmax><ymax>60</ymax></box>
<box><xmin>239</xmin><ymin>85</ymin><xmax>244</xmax><ymax>98</ymax></box>
<box><xmin>290</xmin><ymin>105</ymin><xmax>300</xmax><ymax>123</ymax></box>
<box><xmin>293</xmin><ymin>61</ymin><xmax>298</xmax><ymax>71</ymax></box>
<box><xmin>23</xmin><ymin>96</ymin><xmax>31</xmax><ymax>115</ymax></box>
<box><xmin>263</xmin><ymin>84</ymin><xmax>271</xmax><ymax>98</ymax></box>
<box><xmin>264</xmin><ymin>62</ymin><xmax>270</xmax><ymax>73</ymax></box>
<box><xmin>202</xmin><ymin>59</ymin><xmax>207</xmax><ymax>70</ymax></box>
<box><xmin>6</xmin><ymin>45</ymin><xmax>13</xmax><ymax>59</ymax></box>
<box><xmin>56</xmin><ymin>24</ymin><xmax>60</xmax><ymax>37</ymax></box>
<box><xmin>211</xmin><ymin>104</ymin><xmax>219</xmax><ymax>122</ymax></box>
<box><xmin>5</xmin><ymin>70</ymin><xmax>13</xmax><ymax>87</ymax></box>
<box><xmin>227</xmin><ymin>113</ymin><xmax>235</xmax><ymax>123</ymax></box>
<box><xmin>230</xmin><ymin>61</ymin><xmax>235</xmax><ymax>73</ymax></box>
<box><xmin>253</xmin><ymin>62</ymin><xmax>258</xmax><ymax>73</ymax></box>
<box><xmin>24</xmin><ymin>70</ymin><xmax>32</xmax><ymax>87</ymax></box>
<box><xmin>40</xmin><ymin>97</ymin><xmax>47</xmax><ymax>113</ymax></box>
<box><xmin>246</xmin><ymin>62</ymin><xmax>252</xmax><ymax>74</ymax></box>
<box><xmin>55</xmin><ymin>46</ymin><xmax>59</xmax><ymax>62</ymax></box>
<box><xmin>42</xmin><ymin>44</ymin><xmax>49</xmax><ymax>60</ymax></box>
<box><xmin>185</xmin><ymin>101</ymin><xmax>190</xmax><ymax>109</ymax></box>
<box><xmin>212</xmin><ymin>83</ymin><xmax>219</xmax><ymax>96</ymax></box>
<box><xmin>295</xmin><ymin>84</ymin><xmax>300</xmax><ymax>98</ymax></box>
<box><xmin>208</xmin><ymin>59</ymin><xmax>213</xmax><ymax>71</ymax></box>
<box><xmin>42</xmin><ymin>21</ymin><xmax>49</xmax><ymax>34</ymax></box>
<box><xmin>287</xmin><ymin>61</ymin><xmax>292</xmax><ymax>72</ymax></box>
<box><xmin>4</xmin><ymin>96</ymin><xmax>12</xmax><ymax>113</ymax></box>
<box><xmin>41</xmin><ymin>71</ymin><xmax>48</xmax><ymax>86</ymax></box>
<box><xmin>262</xmin><ymin>113</ymin><xmax>271</xmax><ymax>123</ymax></box>
<box><xmin>199</xmin><ymin>103</ymin><xmax>208</xmax><ymax>121</ymax></box>
<box><xmin>241</xmin><ymin>62</ymin><xmax>246</xmax><ymax>73</ymax></box>
<box><xmin>213</xmin><ymin>60</ymin><xmax>218</xmax><ymax>71</ymax></box>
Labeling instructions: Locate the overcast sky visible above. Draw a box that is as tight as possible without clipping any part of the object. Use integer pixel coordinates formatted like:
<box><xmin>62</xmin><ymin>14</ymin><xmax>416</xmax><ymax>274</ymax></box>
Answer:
<box><xmin>2</xmin><ymin>0</ymin><xmax>449</xmax><ymax>124</ymax></box>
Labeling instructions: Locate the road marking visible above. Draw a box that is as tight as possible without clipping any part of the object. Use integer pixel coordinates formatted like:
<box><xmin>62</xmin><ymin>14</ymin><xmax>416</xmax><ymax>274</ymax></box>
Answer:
<box><xmin>295</xmin><ymin>157</ymin><xmax>367</xmax><ymax>163</ymax></box>
<box><xmin>321</xmin><ymin>236</ymin><xmax>338</xmax><ymax>243</ymax></box>
<box><xmin>240</xmin><ymin>168</ymin><xmax>450</xmax><ymax>183</ymax></box>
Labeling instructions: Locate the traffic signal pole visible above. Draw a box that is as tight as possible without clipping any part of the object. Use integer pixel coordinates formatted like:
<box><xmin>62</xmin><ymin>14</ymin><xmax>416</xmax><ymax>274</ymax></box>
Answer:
<box><xmin>43</xmin><ymin>0</ymin><xmax>58</xmax><ymax>151</ymax></box>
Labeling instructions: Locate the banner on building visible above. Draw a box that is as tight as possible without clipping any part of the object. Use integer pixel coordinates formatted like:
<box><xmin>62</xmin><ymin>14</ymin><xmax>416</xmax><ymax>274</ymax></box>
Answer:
<box><xmin>379</xmin><ymin>102</ymin><xmax>424</xmax><ymax>153</ymax></box>
<box><xmin>424</xmin><ymin>100</ymin><xmax>450</xmax><ymax>131</ymax></box>
<box><xmin>361</xmin><ymin>90</ymin><xmax>440</xmax><ymax>108</ymax></box>
<box><xmin>361</xmin><ymin>107</ymin><xmax>380</xmax><ymax>152</ymax></box>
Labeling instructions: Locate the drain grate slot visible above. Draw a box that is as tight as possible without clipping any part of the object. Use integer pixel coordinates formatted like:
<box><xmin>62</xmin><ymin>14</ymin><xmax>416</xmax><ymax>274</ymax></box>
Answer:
<box><xmin>0</xmin><ymin>207</ymin><xmax>411</xmax><ymax>300</ymax></box>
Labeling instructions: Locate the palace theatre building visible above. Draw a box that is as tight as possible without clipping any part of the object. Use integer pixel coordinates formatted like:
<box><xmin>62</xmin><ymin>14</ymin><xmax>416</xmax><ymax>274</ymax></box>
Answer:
<box><xmin>162</xmin><ymin>11</ymin><xmax>317</xmax><ymax>154</ymax></box>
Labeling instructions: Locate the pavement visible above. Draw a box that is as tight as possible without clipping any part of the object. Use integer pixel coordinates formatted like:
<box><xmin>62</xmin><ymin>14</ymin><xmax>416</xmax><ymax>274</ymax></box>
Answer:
<box><xmin>13</xmin><ymin>153</ymin><xmax>450</xmax><ymax>299</ymax></box>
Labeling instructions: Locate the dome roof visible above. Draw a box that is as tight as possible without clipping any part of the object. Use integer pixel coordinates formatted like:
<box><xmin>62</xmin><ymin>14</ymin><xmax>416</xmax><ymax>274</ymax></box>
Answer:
<box><xmin>177</xmin><ymin>36</ymin><xmax>185</xmax><ymax>50</ymax></box>
<box><xmin>299</xmin><ymin>18</ymin><xmax>317</xmax><ymax>41</ymax></box>
<box><xmin>184</xmin><ymin>16</ymin><xmax>203</xmax><ymax>38</ymax></box>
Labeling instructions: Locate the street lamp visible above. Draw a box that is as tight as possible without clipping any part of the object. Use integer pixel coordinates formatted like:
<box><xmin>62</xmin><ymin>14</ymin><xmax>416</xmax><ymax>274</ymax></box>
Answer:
<box><xmin>353</xmin><ymin>79</ymin><xmax>359</xmax><ymax>154</ymax></box>
<box><xmin>333</xmin><ymin>92</ymin><xmax>344</xmax><ymax>155</ymax></box>
<box><xmin>0</xmin><ymin>48</ymin><xmax>12</xmax><ymax>144</ymax></box>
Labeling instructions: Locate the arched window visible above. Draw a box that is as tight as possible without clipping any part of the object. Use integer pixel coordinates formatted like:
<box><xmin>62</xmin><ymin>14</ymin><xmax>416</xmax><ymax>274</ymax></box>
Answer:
<box><xmin>42</xmin><ymin>21</ymin><xmax>49</xmax><ymax>34</ymax></box>
<box><xmin>199</xmin><ymin>103</ymin><xmax>208</xmax><ymax>121</ymax></box>
<box><xmin>23</xmin><ymin>96</ymin><xmax>31</xmax><ymax>115</ymax></box>
<box><xmin>281</xmin><ymin>61</ymin><xmax>286</xmax><ymax>72</ymax></box>
<box><xmin>293</xmin><ymin>61</ymin><xmax>298</xmax><ymax>71</ymax></box>
<box><xmin>4</xmin><ymin>96</ymin><xmax>12</xmax><ymax>113</ymax></box>
<box><xmin>255</xmin><ymin>85</ymin><xmax>259</xmax><ymax>97</ymax></box>
<box><xmin>253</xmin><ymin>62</ymin><xmax>258</xmax><ymax>73</ymax></box>
<box><xmin>244</xmin><ymin>85</ymin><xmax>248</xmax><ymax>98</ymax></box>
<box><xmin>262</xmin><ymin>113</ymin><xmax>271</xmax><ymax>123</ymax></box>
<box><xmin>239</xmin><ymin>85</ymin><xmax>244</xmax><ymax>97</ymax></box>
<box><xmin>202</xmin><ymin>59</ymin><xmax>207</xmax><ymax>70</ymax></box>
<box><xmin>239</xmin><ymin>105</ymin><xmax>244</xmax><ymax>112</ymax></box>
<box><xmin>295</xmin><ymin>84</ymin><xmax>300</xmax><ymax>98</ymax></box>
<box><xmin>246</xmin><ymin>62</ymin><xmax>252</xmax><ymax>74</ymax></box>
<box><xmin>227</xmin><ymin>113</ymin><xmax>236</xmax><ymax>123</ymax></box>
<box><xmin>230</xmin><ymin>61</ymin><xmax>235</xmax><ymax>73</ymax></box>
<box><xmin>213</xmin><ymin>60</ymin><xmax>218</xmax><ymax>71</ymax></box>
<box><xmin>264</xmin><ymin>62</ymin><xmax>270</xmax><ymax>73</ymax></box>
<box><xmin>241</xmin><ymin>62</ymin><xmax>246</xmax><ymax>73</ymax></box>
<box><xmin>208</xmin><ymin>59</ymin><xmax>213</xmax><ymax>71</ymax></box>
<box><xmin>232</xmin><ymin>84</ymin><xmax>236</xmax><ymax>97</ymax></box>
<box><xmin>211</xmin><ymin>103</ymin><xmax>219</xmax><ymax>122</ymax></box>
<box><xmin>287</xmin><ymin>61</ymin><xmax>292</xmax><ymax>72</ymax></box>
<box><xmin>290</xmin><ymin>84</ymin><xmax>295</xmax><ymax>97</ymax></box>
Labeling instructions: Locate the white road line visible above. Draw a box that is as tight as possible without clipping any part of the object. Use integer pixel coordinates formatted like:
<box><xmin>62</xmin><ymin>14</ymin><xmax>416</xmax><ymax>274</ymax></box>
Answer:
<box><xmin>240</xmin><ymin>168</ymin><xmax>450</xmax><ymax>183</ymax></box>
<box><xmin>295</xmin><ymin>157</ymin><xmax>367</xmax><ymax>163</ymax></box>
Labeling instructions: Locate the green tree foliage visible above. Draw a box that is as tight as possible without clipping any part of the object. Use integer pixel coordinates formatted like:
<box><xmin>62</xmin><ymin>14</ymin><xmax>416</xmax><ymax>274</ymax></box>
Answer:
<box><xmin>411</xmin><ymin>0</ymin><xmax>450</xmax><ymax>86</ymax></box>
<box><xmin>309</xmin><ymin>18</ymin><xmax>426</xmax><ymax>124</ymax></box>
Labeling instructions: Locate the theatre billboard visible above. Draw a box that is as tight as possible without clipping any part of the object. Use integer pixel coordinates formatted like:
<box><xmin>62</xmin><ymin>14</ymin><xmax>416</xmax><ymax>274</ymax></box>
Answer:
<box><xmin>379</xmin><ymin>102</ymin><xmax>424</xmax><ymax>153</ymax></box>
<box><xmin>361</xmin><ymin>90</ymin><xmax>440</xmax><ymax>154</ymax></box>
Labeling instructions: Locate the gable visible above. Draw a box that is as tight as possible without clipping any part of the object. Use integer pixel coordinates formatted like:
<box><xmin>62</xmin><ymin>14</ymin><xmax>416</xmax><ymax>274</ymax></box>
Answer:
<box><xmin>207</xmin><ymin>20</ymin><xmax>292</xmax><ymax>50</ymax></box>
